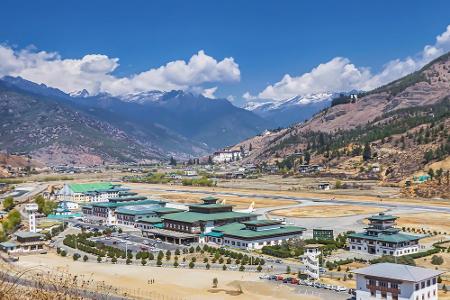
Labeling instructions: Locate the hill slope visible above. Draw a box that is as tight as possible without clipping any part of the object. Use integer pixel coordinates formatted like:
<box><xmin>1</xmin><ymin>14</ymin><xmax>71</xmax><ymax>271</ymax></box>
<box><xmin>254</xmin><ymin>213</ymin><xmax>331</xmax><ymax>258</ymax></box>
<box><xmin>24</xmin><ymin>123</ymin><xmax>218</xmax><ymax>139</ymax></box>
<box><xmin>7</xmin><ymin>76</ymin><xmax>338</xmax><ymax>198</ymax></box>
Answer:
<box><xmin>236</xmin><ymin>52</ymin><xmax>450</xmax><ymax>181</ymax></box>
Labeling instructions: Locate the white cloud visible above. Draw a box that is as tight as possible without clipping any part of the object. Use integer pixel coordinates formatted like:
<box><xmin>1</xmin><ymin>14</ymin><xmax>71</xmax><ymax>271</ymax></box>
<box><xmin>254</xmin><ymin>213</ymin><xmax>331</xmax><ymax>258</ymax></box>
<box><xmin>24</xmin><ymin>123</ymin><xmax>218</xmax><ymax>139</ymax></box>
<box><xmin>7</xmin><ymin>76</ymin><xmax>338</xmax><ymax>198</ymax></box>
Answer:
<box><xmin>242</xmin><ymin>91</ymin><xmax>257</xmax><ymax>100</ymax></box>
<box><xmin>201</xmin><ymin>86</ymin><xmax>218</xmax><ymax>99</ymax></box>
<box><xmin>253</xmin><ymin>24</ymin><xmax>450</xmax><ymax>101</ymax></box>
<box><xmin>0</xmin><ymin>47</ymin><xmax>240</xmax><ymax>96</ymax></box>
<box><xmin>226</xmin><ymin>95</ymin><xmax>235</xmax><ymax>102</ymax></box>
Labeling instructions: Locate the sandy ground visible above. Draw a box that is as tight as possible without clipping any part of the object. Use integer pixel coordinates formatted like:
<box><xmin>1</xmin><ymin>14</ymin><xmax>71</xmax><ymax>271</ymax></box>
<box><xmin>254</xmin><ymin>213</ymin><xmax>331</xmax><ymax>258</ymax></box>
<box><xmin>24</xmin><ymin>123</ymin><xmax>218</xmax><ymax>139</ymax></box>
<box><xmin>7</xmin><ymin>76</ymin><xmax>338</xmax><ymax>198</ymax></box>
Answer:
<box><xmin>395</xmin><ymin>212</ymin><xmax>450</xmax><ymax>233</ymax></box>
<box><xmin>270</xmin><ymin>205</ymin><xmax>385</xmax><ymax>218</ymax></box>
<box><xmin>141</xmin><ymin>191</ymin><xmax>298</xmax><ymax>209</ymax></box>
<box><xmin>14</xmin><ymin>253</ymin><xmax>318</xmax><ymax>300</ymax></box>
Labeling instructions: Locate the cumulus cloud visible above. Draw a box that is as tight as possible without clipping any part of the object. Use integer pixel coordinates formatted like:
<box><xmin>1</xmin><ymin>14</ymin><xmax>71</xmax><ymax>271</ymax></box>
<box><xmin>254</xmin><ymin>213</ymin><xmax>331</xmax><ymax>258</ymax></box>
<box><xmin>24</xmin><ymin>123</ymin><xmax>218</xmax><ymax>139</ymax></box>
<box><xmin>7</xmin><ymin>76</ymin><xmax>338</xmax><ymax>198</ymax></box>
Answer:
<box><xmin>0</xmin><ymin>46</ymin><xmax>240</xmax><ymax>96</ymax></box>
<box><xmin>251</xmin><ymin>24</ymin><xmax>450</xmax><ymax>101</ymax></box>
<box><xmin>201</xmin><ymin>86</ymin><xmax>218</xmax><ymax>99</ymax></box>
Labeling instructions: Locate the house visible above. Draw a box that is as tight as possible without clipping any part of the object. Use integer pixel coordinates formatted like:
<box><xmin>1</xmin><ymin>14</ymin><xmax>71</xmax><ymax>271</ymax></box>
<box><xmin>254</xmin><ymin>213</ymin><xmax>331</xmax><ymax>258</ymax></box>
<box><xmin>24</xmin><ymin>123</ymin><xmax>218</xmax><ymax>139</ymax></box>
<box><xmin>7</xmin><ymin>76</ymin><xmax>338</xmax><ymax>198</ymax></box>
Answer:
<box><xmin>57</xmin><ymin>182</ymin><xmax>126</xmax><ymax>203</ymax></box>
<box><xmin>317</xmin><ymin>182</ymin><xmax>331</xmax><ymax>190</ymax></box>
<box><xmin>371</xmin><ymin>163</ymin><xmax>381</xmax><ymax>173</ymax></box>
<box><xmin>140</xmin><ymin>196</ymin><xmax>257</xmax><ymax>245</ymax></box>
<box><xmin>413</xmin><ymin>175</ymin><xmax>431</xmax><ymax>184</ymax></box>
<box><xmin>213</xmin><ymin>150</ymin><xmax>242</xmax><ymax>163</ymax></box>
<box><xmin>205</xmin><ymin>219</ymin><xmax>306</xmax><ymax>250</ymax></box>
<box><xmin>348</xmin><ymin>213</ymin><xmax>422</xmax><ymax>256</ymax></box>
<box><xmin>184</xmin><ymin>170</ymin><xmax>197</xmax><ymax>177</ymax></box>
<box><xmin>353</xmin><ymin>263</ymin><xmax>443</xmax><ymax>300</ymax></box>
<box><xmin>0</xmin><ymin>232</ymin><xmax>47</xmax><ymax>255</ymax></box>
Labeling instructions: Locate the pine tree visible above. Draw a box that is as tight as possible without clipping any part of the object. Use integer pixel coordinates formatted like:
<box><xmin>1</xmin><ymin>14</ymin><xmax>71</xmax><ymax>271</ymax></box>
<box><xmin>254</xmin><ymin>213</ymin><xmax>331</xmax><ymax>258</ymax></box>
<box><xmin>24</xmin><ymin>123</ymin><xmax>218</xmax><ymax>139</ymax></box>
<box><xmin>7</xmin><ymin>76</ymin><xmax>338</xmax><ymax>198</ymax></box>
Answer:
<box><xmin>362</xmin><ymin>142</ymin><xmax>371</xmax><ymax>161</ymax></box>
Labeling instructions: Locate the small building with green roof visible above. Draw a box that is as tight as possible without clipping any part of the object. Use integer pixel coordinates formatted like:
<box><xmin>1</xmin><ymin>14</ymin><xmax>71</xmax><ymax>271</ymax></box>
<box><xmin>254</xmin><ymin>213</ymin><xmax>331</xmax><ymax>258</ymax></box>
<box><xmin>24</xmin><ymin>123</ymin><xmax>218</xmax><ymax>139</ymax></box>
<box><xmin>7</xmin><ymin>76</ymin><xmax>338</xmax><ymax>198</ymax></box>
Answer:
<box><xmin>204</xmin><ymin>219</ymin><xmax>306</xmax><ymax>250</ymax></box>
<box><xmin>347</xmin><ymin>212</ymin><xmax>422</xmax><ymax>257</ymax></box>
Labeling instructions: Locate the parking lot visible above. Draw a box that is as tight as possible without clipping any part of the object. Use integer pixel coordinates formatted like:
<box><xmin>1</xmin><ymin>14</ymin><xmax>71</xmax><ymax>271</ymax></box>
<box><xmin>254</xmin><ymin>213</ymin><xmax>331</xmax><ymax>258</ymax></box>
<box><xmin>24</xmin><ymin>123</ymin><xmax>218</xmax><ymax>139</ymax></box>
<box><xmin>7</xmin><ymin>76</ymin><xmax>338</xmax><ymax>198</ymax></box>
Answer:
<box><xmin>89</xmin><ymin>233</ymin><xmax>182</xmax><ymax>253</ymax></box>
<box><xmin>261</xmin><ymin>276</ymin><xmax>352</xmax><ymax>300</ymax></box>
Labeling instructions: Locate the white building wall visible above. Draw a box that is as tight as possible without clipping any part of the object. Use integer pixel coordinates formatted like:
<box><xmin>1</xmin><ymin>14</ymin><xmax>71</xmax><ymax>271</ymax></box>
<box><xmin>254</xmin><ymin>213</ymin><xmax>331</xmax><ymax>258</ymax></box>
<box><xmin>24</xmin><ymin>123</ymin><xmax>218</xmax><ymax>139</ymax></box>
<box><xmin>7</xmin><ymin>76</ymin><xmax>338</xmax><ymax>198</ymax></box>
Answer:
<box><xmin>355</xmin><ymin>275</ymin><xmax>439</xmax><ymax>300</ymax></box>
<box><xmin>349</xmin><ymin>240</ymin><xmax>420</xmax><ymax>257</ymax></box>
<box><xmin>220</xmin><ymin>233</ymin><xmax>303</xmax><ymax>250</ymax></box>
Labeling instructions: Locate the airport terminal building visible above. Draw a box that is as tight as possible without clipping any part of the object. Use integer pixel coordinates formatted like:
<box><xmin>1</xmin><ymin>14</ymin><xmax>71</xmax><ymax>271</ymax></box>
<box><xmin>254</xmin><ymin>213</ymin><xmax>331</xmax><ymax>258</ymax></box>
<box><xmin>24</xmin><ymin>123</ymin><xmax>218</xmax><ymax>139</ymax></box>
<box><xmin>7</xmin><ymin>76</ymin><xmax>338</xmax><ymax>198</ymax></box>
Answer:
<box><xmin>205</xmin><ymin>220</ymin><xmax>306</xmax><ymax>250</ymax></box>
<box><xmin>348</xmin><ymin>213</ymin><xmax>422</xmax><ymax>257</ymax></box>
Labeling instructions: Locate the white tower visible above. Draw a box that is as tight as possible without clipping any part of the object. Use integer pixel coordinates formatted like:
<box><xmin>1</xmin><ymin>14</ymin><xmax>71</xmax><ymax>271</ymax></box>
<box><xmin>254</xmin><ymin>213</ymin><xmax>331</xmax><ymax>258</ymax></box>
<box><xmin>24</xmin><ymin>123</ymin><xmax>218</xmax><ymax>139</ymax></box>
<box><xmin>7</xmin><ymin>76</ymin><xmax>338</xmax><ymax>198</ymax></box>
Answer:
<box><xmin>25</xmin><ymin>203</ymin><xmax>39</xmax><ymax>233</ymax></box>
<box><xmin>302</xmin><ymin>244</ymin><xmax>323</xmax><ymax>280</ymax></box>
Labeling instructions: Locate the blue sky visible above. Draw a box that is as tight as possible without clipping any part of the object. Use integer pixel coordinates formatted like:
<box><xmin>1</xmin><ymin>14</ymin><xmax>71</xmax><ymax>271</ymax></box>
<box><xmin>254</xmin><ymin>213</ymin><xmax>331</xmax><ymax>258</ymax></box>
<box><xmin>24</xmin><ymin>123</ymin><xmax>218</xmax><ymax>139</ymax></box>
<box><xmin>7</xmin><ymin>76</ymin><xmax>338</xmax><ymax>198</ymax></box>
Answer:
<box><xmin>1</xmin><ymin>0</ymin><xmax>450</xmax><ymax>104</ymax></box>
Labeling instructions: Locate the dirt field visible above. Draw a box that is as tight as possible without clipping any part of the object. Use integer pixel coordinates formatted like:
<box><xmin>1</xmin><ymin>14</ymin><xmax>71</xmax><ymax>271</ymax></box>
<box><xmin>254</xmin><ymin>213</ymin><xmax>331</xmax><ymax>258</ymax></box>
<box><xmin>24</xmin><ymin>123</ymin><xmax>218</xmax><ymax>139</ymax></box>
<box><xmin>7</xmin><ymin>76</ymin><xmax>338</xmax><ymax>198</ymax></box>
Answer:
<box><xmin>140</xmin><ymin>191</ymin><xmax>299</xmax><ymax>209</ymax></box>
<box><xmin>14</xmin><ymin>253</ymin><xmax>317</xmax><ymax>300</ymax></box>
<box><xmin>125</xmin><ymin>181</ymin><xmax>450</xmax><ymax>209</ymax></box>
<box><xmin>396</xmin><ymin>213</ymin><xmax>450</xmax><ymax>234</ymax></box>
<box><xmin>270</xmin><ymin>205</ymin><xmax>385</xmax><ymax>218</ymax></box>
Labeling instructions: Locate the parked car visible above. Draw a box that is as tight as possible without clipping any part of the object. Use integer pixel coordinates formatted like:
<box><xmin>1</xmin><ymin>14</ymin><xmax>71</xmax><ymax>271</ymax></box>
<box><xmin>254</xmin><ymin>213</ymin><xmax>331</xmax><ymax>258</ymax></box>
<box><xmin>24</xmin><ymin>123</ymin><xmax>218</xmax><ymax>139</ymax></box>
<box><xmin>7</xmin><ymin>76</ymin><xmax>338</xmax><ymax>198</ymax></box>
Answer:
<box><xmin>336</xmin><ymin>286</ymin><xmax>347</xmax><ymax>292</ymax></box>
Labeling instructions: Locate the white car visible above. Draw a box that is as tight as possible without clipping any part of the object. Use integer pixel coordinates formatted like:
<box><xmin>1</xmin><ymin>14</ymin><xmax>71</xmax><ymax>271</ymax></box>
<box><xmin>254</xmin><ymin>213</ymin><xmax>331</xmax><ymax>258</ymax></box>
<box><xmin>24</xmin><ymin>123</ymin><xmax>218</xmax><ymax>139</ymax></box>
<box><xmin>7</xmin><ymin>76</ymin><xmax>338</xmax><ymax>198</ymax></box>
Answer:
<box><xmin>335</xmin><ymin>286</ymin><xmax>347</xmax><ymax>292</ymax></box>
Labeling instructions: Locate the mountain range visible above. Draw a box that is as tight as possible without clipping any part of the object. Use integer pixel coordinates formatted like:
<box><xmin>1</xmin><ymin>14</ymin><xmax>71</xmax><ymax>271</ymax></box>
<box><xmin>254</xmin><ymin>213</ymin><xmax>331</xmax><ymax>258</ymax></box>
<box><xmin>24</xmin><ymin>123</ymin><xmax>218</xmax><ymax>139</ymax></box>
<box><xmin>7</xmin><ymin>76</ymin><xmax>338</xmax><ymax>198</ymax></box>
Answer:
<box><xmin>0</xmin><ymin>76</ymin><xmax>273</xmax><ymax>165</ymax></box>
<box><xmin>243</xmin><ymin>93</ymin><xmax>338</xmax><ymax>127</ymax></box>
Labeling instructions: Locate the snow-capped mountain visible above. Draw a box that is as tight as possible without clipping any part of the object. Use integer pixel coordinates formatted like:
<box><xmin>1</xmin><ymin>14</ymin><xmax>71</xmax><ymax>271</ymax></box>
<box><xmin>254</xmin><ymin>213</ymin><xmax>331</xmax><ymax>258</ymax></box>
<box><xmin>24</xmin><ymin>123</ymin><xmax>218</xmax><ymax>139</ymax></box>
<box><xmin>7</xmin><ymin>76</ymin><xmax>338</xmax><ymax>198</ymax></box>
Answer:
<box><xmin>69</xmin><ymin>89</ymin><xmax>90</xmax><ymax>98</ymax></box>
<box><xmin>242</xmin><ymin>93</ymin><xmax>335</xmax><ymax>127</ymax></box>
<box><xmin>119</xmin><ymin>90</ymin><xmax>166</xmax><ymax>104</ymax></box>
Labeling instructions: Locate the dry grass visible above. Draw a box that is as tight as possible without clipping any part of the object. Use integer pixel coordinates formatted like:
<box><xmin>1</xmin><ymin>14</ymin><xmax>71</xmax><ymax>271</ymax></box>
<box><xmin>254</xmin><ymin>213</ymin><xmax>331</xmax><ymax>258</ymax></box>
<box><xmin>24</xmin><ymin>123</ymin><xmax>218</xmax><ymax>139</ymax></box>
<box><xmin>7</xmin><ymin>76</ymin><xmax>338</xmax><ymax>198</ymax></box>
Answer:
<box><xmin>396</xmin><ymin>213</ymin><xmax>450</xmax><ymax>234</ymax></box>
<box><xmin>270</xmin><ymin>205</ymin><xmax>385</xmax><ymax>218</ymax></box>
<box><xmin>138</xmin><ymin>191</ymin><xmax>298</xmax><ymax>209</ymax></box>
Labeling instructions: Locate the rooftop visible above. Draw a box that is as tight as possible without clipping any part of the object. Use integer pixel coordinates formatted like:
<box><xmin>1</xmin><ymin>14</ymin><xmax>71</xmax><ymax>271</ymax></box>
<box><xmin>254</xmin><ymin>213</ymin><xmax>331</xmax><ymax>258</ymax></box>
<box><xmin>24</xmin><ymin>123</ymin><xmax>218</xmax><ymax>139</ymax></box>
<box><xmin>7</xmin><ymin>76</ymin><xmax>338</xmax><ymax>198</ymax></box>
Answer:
<box><xmin>162</xmin><ymin>211</ymin><xmax>256</xmax><ymax>223</ymax></box>
<box><xmin>241</xmin><ymin>219</ymin><xmax>282</xmax><ymax>227</ymax></box>
<box><xmin>92</xmin><ymin>199</ymin><xmax>164</xmax><ymax>209</ymax></box>
<box><xmin>188</xmin><ymin>203</ymin><xmax>233</xmax><ymax>209</ymax></box>
<box><xmin>115</xmin><ymin>204</ymin><xmax>162</xmax><ymax>215</ymax></box>
<box><xmin>136</xmin><ymin>216</ymin><xmax>162</xmax><ymax>224</ymax></box>
<box><xmin>213</xmin><ymin>222</ymin><xmax>306</xmax><ymax>239</ymax></box>
<box><xmin>352</xmin><ymin>263</ymin><xmax>444</xmax><ymax>282</ymax></box>
<box><xmin>152</xmin><ymin>207</ymin><xmax>184</xmax><ymax>214</ymax></box>
<box><xmin>68</xmin><ymin>182</ymin><xmax>119</xmax><ymax>193</ymax></box>
<box><xmin>15</xmin><ymin>231</ymin><xmax>44</xmax><ymax>239</ymax></box>
<box><xmin>368</xmin><ymin>212</ymin><xmax>398</xmax><ymax>221</ymax></box>
<box><xmin>348</xmin><ymin>232</ymin><xmax>421</xmax><ymax>243</ymax></box>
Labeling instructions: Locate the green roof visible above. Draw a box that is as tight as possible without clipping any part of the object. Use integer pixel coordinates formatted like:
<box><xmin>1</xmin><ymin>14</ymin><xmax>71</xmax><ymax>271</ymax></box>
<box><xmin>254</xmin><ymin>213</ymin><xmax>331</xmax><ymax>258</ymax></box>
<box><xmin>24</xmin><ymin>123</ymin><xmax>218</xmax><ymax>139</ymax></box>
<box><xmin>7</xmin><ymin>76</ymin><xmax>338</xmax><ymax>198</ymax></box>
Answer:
<box><xmin>368</xmin><ymin>213</ymin><xmax>398</xmax><ymax>221</ymax></box>
<box><xmin>116</xmin><ymin>205</ymin><xmax>161</xmax><ymax>215</ymax></box>
<box><xmin>348</xmin><ymin>232</ymin><xmax>421</xmax><ymax>243</ymax></box>
<box><xmin>188</xmin><ymin>203</ymin><xmax>233</xmax><ymax>209</ymax></box>
<box><xmin>201</xmin><ymin>196</ymin><xmax>219</xmax><ymax>201</ymax></box>
<box><xmin>15</xmin><ymin>231</ymin><xmax>43</xmax><ymax>239</ymax></box>
<box><xmin>205</xmin><ymin>231</ymin><xmax>224</xmax><ymax>238</ymax></box>
<box><xmin>153</xmin><ymin>207</ymin><xmax>184</xmax><ymax>214</ymax></box>
<box><xmin>137</xmin><ymin>216</ymin><xmax>163</xmax><ymax>224</ymax></box>
<box><xmin>242</xmin><ymin>220</ymin><xmax>281</xmax><ymax>226</ymax></box>
<box><xmin>0</xmin><ymin>241</ymin><xmax>17</xmax><ymax>248</ymax></box>
<box><xmin>162</xmin><ymin>211</ymin><xmax>256</xmax><ymax>223</ymax></box>
<box><xmin>68</xmin><ymin>182</ymin><xmax>118</xmax><ymax>193</ymax></box>
<box><xmin>212</xmin><ymin>223</ymin><xmax>306</xmax><ymax>239</ymax></box>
